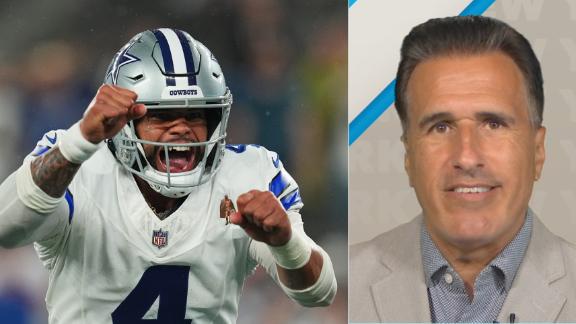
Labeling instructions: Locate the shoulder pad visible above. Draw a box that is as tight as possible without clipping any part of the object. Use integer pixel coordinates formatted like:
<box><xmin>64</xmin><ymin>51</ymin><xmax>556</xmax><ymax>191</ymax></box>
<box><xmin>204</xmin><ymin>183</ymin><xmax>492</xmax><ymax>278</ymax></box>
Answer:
<box><xmin>26</xmin><ymin>129</ymin><xmax>67</xmax><ymax>161</ymax></box>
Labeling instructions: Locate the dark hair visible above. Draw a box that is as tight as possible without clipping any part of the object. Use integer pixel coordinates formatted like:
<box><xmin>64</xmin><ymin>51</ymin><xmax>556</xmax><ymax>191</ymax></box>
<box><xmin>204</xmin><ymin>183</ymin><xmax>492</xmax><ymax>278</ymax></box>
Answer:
<box><xmin>394</xmin><ymin>15</ymin><xmax>543</xmax><ymax>136</ymax></box>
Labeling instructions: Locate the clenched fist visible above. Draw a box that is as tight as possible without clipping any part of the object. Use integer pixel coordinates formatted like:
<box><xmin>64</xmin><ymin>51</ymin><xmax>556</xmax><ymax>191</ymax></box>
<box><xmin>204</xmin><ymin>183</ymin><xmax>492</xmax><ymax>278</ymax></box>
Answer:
<box><xmin>79</xmin><ymin>84</ymin><xmax>147</xmax><ymax>144</ymax></box>
<box><xmin>230</xmin><ymin>190</ymin><xmax>292</xmax><ymax>246</ymax></box>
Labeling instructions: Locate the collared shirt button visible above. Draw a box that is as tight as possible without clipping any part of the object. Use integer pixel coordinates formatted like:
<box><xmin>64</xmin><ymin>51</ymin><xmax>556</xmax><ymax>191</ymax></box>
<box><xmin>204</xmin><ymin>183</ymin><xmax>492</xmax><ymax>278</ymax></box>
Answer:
<box><xmin>444</xmin><ymin>272</ymin><xmax>453</xmax><ymax>284</ymax></box>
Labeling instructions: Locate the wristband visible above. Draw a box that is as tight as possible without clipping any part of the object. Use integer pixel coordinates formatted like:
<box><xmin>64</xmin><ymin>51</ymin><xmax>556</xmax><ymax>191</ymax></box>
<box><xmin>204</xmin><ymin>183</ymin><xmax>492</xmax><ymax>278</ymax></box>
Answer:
<box><xmin>58</xmin><ymin>122</ymin><xmax>103</xmax><ymax>164</ymax></box>
<box><xmin>268</xmin><ymin>231</ymin><xmax>312</xmax><ymax>269</ymax></box>
<box><xmin>279</xmin><ymin>248</ymin><xmax>337</xmax><ymax>307</ymax></box>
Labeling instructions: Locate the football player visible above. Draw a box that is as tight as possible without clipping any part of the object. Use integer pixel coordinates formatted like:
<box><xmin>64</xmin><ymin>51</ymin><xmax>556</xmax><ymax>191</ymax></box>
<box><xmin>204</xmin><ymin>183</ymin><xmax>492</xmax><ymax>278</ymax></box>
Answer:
<box><xmin>0</xmin><ymin>28</ymin><xmax>336</xmax><ymax>323</ymax></box>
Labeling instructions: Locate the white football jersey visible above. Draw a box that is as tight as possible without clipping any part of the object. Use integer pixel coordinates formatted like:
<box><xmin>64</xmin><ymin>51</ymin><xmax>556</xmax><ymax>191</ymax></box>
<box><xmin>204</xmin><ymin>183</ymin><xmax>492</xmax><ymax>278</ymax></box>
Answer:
<box><xmin>27</xmin><ymin>132</ymin><xmax>304</xmax><ymax>324</ymax></box>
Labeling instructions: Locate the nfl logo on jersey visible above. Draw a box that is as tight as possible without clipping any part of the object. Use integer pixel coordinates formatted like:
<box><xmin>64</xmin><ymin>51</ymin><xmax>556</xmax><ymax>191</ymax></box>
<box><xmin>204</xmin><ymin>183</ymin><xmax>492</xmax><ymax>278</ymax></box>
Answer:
<box><xmin>152</xmin><ymin>229</ymin><xmax>169</xmax><ymax>249</ymax></box>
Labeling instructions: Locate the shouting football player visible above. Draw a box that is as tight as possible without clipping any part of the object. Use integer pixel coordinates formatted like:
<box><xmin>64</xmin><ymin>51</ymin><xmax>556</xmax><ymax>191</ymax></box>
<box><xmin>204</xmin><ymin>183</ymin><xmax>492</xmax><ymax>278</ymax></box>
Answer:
<box><xmin>0</xmin><ymin>28</ymin><xmax>336</xmax><ymax>323</ymax></box>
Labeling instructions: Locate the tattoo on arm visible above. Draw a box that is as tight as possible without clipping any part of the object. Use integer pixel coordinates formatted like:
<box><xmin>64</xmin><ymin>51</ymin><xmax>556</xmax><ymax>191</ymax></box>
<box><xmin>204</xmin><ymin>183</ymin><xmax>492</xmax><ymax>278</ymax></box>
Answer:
<box><xmin>30</xmin><ymin>147</ymin><xmax>81</xmax><ymax>198</ymax></box>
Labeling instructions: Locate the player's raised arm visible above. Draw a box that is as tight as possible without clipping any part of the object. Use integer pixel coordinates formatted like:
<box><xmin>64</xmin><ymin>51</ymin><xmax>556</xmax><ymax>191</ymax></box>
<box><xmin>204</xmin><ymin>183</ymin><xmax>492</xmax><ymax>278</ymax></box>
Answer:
<box><xmin>30</xmin><ymin>84</ymin><xmax>146</xmax><ymax>197</ymax></box>
<box><xmin>230</xmin><ymin>190</ymin><xmax>337</xmax><ymax>306</ymax></box>
<box><xmin>0</xmin><ymin>84</ymin><xmax>145</xmax><ymax>248</ymax></box>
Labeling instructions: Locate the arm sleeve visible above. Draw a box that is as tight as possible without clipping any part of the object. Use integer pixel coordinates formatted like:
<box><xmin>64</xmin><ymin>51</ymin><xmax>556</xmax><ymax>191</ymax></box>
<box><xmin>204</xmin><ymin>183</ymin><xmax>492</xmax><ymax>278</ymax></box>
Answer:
<box><xmin>0</xmin><ymin>166</ymin><xmax>69</xmax><ymax>248</ymax></box>
<box><xmin>248</xmin><ymin>211</ymin><xmax>337</xmax><ymax>307</ymax></box>
<box><xmin>0</xmin><ymin>130</ymin><xmax>71</xmax><ymax>248</ymax></box>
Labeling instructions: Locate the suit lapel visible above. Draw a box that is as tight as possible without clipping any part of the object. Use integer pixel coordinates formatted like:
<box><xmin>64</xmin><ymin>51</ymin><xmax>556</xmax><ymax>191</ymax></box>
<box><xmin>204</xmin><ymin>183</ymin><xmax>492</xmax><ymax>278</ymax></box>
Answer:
<box><xmin>497</xmin><ymin>216</ymin><xmax>567</xmax><ymax>322</ymax></box>
<box><xmin>371</xmin><ymin>266</ymin><xmax>431</xmax><ymax>322</ymax></box>
<box><xmin>370</xmin><ymin>216</ymin><xmax>431</xmax><ymax>322</ymax></box>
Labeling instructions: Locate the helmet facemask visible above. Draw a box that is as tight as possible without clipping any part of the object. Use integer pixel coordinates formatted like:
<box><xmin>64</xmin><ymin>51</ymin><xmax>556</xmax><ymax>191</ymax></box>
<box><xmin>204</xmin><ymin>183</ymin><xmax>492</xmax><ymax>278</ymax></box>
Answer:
<box><xmin>112</xmin><ymin>94</ymin><xmax>231</xmax><ymax>198</ymax></box>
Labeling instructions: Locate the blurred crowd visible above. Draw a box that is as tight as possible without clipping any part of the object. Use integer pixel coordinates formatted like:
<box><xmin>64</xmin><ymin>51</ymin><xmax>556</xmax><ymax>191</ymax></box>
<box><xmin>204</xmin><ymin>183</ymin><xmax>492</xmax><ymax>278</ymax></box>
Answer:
<box><xmin>0</xmin><ymin>0</ymin><xmax>347</xmax><ymax>323</ymax></box>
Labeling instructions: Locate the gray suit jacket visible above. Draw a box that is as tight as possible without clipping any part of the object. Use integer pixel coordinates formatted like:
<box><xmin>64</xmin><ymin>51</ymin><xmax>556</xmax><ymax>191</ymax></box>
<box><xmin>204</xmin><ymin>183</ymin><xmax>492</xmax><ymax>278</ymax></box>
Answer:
<box><xmin>349</xmin><ymin>215</ymin><xmax>576</xmax><ymax>323</ymax></box>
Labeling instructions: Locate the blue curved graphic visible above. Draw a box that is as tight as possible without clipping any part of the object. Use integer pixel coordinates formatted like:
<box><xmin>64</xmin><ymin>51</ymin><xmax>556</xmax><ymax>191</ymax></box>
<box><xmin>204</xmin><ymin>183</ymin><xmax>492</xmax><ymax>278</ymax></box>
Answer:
<box><xmin>349</xmin><ymin>0</ymin><xmax>496</xmax><ymax>145</ymax></box>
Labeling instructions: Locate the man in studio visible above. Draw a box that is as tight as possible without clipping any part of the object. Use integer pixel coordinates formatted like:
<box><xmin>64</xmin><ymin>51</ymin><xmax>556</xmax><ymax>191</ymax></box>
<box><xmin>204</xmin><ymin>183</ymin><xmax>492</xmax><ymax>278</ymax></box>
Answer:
<box><xmin>350</xmin><ymin>16</ymin><xmax>576</xmax><ymax>323</ymax></box>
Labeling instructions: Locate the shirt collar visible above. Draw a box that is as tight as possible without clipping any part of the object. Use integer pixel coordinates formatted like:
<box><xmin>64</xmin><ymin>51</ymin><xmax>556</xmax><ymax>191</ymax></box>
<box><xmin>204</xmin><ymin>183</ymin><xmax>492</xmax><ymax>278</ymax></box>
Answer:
<box><xmin>421</xmin><ymin>209</ymin><xmax>533</xmax><ymax>291</ymax></box>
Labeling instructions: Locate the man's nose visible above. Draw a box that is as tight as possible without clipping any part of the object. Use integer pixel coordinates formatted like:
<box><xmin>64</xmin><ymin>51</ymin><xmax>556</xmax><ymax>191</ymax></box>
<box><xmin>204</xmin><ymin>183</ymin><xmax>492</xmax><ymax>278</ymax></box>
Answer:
<box><xmin>167</xmin><ymin>117</ymin><xmax>193</xmax><ymax>136</ymax></box>
<box><xmin>451</xmin><ymin>125</ymin><xmax>484</xmax><ymax>173</ymax></box>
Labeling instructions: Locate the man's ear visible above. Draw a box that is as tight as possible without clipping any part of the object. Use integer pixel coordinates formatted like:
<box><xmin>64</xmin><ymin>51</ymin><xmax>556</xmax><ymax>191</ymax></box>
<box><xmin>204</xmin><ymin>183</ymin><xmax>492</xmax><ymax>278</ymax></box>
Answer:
<box><xmin>402</xmin><ymin>134</ymin><xmax>414</xmax><ymax>187</ymax></box>
<box><xmin>533</xmin><ymin>126</ymin><xmax>546</xmax><ymax>181</ymax></box>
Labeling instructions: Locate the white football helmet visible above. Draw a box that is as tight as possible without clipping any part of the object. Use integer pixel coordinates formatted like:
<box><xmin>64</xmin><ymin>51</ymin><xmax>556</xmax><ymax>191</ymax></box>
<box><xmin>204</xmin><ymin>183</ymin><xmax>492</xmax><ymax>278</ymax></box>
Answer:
<box><xmin>105</xmin><ymin>28</ymin><xmax>232</xmax><ymax>198</ymax></box>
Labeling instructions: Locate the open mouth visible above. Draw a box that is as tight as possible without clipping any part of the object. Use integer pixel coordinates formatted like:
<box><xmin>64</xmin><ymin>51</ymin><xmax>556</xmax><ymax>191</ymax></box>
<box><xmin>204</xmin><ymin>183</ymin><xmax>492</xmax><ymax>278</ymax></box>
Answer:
<box><xmin>445</xmin><ymin>184</ymin><xmax>500</xmax><ymax>202</ymax></box>
<box><xmin>155</xmin><ymin>145</ymin><xmax>198</xmax><ymax>173</ymax></box>
<box><xmin>452</xmin><ymin>186</ymin><xmax>493</xmax><ymax>193</ymax></box>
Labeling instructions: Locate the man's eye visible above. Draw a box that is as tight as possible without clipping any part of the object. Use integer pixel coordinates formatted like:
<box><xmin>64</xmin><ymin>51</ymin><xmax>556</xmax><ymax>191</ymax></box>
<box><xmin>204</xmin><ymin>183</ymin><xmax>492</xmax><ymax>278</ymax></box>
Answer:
<box><xmin>150</xmin><ymin>116</ymin><xmax>168</xmax><ymax>122</ymax></box>
<box><xmin>486</xmin><ymin>119</ymin><xmax>505</xmax><ymax>130</ymax></box>
<box><xmin>145</xmin><ymin>111</ymin><xmax>205</xmax><ymax>123</ymax></box>
<box><xmin>146</xmin><ymin>112</ymin><xmax>166</xmax><ymax>121</ymax></box>
<box><xmin>432</xmin><ymin>122</ymin><xmax>450</xmax><ymax>133</ymax></box>
<box><xmin>185</xmin><ymin>112</ymin><xmax>204</xmax><ymax>121</ymax></box>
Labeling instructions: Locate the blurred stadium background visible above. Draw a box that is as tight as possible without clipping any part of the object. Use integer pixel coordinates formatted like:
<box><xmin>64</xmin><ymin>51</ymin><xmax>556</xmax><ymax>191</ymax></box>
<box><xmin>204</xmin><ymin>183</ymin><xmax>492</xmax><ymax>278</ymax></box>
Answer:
<box><xmin>0</xmin><ymin>0</ymin><xmax>347</xmax><ymax>323</ymax></box>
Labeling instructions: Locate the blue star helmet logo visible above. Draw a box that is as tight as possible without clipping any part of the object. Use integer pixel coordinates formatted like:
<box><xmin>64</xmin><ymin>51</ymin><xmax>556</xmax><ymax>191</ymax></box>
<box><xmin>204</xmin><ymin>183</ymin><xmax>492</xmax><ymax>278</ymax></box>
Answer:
<box><xmin>106</xmin><ymin>41</ymin><xmax>140</xmax><ymax>85</ymax></box>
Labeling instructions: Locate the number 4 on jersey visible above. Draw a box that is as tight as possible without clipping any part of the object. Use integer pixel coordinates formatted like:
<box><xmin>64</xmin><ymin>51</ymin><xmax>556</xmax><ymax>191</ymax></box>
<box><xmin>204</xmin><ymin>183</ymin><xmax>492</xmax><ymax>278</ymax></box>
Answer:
<box><xmin>112</xmin><ymin>265</ymin><xmax>192</xmax><ymax>323</ymax></box>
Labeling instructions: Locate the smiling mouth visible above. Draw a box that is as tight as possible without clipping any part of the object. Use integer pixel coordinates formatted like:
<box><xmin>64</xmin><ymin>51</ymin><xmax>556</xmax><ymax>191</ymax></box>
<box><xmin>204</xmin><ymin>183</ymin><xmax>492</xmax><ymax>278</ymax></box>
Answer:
<box><xmin>155</xmin><ymin>146</ymin><xmax>199</xmax><ymax>173</ymax></box>
<box><xmin>452</xmin><ymin>186</ymin><xmax>493</xmax><ymax>193</ymax></box>
<box><xmin>445</xmin><ymin>184</ymin><xmax>500</xmax><ymax>202</ymax></box>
